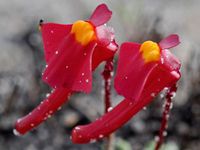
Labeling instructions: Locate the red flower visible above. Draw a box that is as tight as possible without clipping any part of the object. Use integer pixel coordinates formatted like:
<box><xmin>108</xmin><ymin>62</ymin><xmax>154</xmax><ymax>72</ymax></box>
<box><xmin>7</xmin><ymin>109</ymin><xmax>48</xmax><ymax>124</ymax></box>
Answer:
<box><xmin>71</xmin><ymin>34</ymin><xmax>181</xmax><ymax>143</ymax></box>
<box><xmin>14</xmin><ymin>4</ymin><xmax>118</xmax><ymax>135</ymax></box>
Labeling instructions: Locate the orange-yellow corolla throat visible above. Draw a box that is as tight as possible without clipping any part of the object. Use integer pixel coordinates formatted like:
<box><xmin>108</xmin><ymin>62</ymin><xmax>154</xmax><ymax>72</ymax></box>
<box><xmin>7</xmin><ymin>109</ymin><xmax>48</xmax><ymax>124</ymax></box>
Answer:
<box><xmin>139</xmin><ymin>41</ymin><xmax>160</xmax><ymax>63</ymax></box>
<box><xmin>71</xmin><ymin>20</ymin><xmax>96</xmax><ymax>46</ymax></box>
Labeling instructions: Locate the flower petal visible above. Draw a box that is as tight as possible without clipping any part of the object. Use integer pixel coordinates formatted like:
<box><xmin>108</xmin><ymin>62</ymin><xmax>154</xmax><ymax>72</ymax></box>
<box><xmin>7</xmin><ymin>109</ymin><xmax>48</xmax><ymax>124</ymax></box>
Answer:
<box><xmin>159</xmin><ymin>34</ymin><xmax>180</xmax><ymax>50</ymax></box>
<box><xmin>89</xmin><ymin>4</ymin><xmax>112</xmax><ymax>26</ymax></box>
<box><xmin>71</xmin><ymin>56</ymin><xmax>180</xmax><ymax>143</ymax></box>
<box><xmin>114</xmin><ymin>42</ymin><xmax>157</xmax><ymax>101</ymax></box>
<box><xmin>95</xmin><ymin>25</ymin><xmax>114</xmax><ymax>47</ymax></box>
<box><xmin>42</xmin><ymin>33</ymin><xmax>97</xmax><ymax>93</ymax></box>
<box><xmin>40</xmin><ymin>23</ymin><xmax>72</xmax><ymax>63</ymax></box>
<box><xmin>92</xmin><ymin>41</ymin><xmax>118</xmax><ymax>70</ymax></box>
<box><xmin>15</xmin><ymin>88</ymin><xmax>71</xmax><ymax>135</ymax></box>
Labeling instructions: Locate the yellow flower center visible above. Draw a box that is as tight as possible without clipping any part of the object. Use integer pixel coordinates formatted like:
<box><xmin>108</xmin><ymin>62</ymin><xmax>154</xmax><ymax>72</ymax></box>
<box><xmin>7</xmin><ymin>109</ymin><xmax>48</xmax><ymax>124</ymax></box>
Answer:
<box><xmin>71</xmin><ymin>20</ymin><xmax>96</xmax><ymax>46</ymax></box>
<box><xmin>140</xmin><ymin>41</ymin><xmax>160</xmax><ymax>63</ymax></box>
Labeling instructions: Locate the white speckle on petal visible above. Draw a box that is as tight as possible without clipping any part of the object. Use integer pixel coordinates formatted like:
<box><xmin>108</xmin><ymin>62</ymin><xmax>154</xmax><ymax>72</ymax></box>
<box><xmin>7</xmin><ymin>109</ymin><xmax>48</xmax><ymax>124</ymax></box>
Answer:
<box><xmin>13</xmin><ymin>129</ymin><xmax>21</xmax><ymax>136</ymax></box>
<box><xmin>107</xmin><ymin>107</ymin><xmax>113</xmax><ymax>112</ymax></box>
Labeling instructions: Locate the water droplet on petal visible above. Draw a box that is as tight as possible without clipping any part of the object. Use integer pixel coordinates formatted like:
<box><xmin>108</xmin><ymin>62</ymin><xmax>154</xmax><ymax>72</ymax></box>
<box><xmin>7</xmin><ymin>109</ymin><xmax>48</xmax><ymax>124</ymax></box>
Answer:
<box><xmin>46</xmin><ymin>93</ymin><xmax>50</xmax><ymax>97</ymax></box>
<box><xmin>99</xmin><ymin>134</ymin><xmax>104</xmax><ymax>138</ymax></box>
<box><xmin>81</xmin><ymin>73</ymin><xmax>85</xmax><ymax>76</ymax></box>
<box><xmin>75</xmin><ymin>127</ymin><xmax>80</xmax><ymax>130</ymax></box>
<box><xmin>143</xmin><ymin>107</ymin><xmax>147</xmax><ymax>110</ymax></box>
<box><xmin>51</xmin><ymin>30</ymin><xmax>54</xmax><ymax>34</ymax></box>
<box><xmin>13</xmin><ymin>129</ymin><xmax>21</xmax><ymax>136</ymax></box>
<box><xmin>85</xmin><ymin>79</ymin><xmax>89</xmax><ymax>83</ymax></box>
<box><xmin>17</xmin><ymin>119</ymin><xmax>21</xmax><ymax>123</ymax></box>
<box><xmin>151</xmin><ymin>93</ymin><xmax>156</xmax><ymax>97</ymax></box>
<box><xmin>30</xmin><ymin>123</ymin><xmax>34</xmax><ymax>127</ymax></box>
<box><xmin>84</xmin><ymin>53</ymin><xmax>87</xmax><ymax>56</ymax></box>
<box><xmin>55</xmin><ymin>51</ymin><xmax>58</xmax><ymax>54</ymax></box>
<box><xmin>107</xmin><ymin>107</ymin><xmax>113</xmax><ymax>112</ymax></box>
<box><xmin>45</xmin><ymin>65</ymin><xmax>48</xmax><ymax>68</ymax></box>
<box><xmin>58</xmin><ymin>107</ymin><xmax>62</xmax><ymax>110</ymax></box>
<box><xmin>124</xmin><ymin>76</ymin><xmax>128</xmax><ymax>79</ymax></box>
<box><xmin>161</xmin><ymin>57</ymin><xmax>164</xmax><ymax>64</ymax></box>
<box><xmin>90</xmin><ymin>139</ymin><xmax>96</xmax><ymax>143</ymax></box>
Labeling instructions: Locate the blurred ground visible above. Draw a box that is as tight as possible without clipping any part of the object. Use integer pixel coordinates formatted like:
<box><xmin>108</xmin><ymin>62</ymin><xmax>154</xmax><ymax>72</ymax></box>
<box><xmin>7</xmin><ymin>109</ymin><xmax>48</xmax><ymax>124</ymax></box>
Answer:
<box><xmin>0</xmin><ymin>0</ymin><xmax>200</xmax><ymax>150</ymax></box>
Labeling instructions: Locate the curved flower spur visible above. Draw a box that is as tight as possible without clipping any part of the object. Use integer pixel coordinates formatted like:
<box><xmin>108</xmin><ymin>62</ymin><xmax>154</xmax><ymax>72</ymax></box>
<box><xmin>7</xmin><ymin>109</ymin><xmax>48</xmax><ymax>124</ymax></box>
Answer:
<box><xmin>71</xmin><ymin>34</ymin><xmax>181</xmax><ymax>144</ymax></box>
<box><xmin>14</xmin><ymin>4</ymin><xmax>118</xmax><ymax>135</ymax></box>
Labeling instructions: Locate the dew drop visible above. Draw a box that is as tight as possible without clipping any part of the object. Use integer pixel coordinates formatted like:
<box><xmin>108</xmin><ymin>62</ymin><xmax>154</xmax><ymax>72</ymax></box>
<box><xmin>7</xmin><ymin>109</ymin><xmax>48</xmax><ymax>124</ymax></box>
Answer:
<box><xmin>49</xmin><ymin>110</ymin><xmax>53</xmax><ymax>114</ymax></box>
<box><xmin>17</xmin><ymin>119</ymin><xmax>21</xmax><ymax>123</ymax></box>
<box><xmin>13</xmin><ymin>129</ymin><xmax>21</xmax><ymax>136</ymax></box>
<box><xmin>170</xmin><ymin>71</ymin><xmax>180</xmax><ymax>79</ymax></box>
<box><xmin>107</xmin><ymin>107</ymin><xmax>113</xmax><ymax>112</ymax></box>
<box><xmin>163</xmin><ymin>131</ymin><xmax>167</xmax><ymax>136</ymax></box>
<box><xmin>99</xmin><ymin>134</ymin><xmax>104</xmax><ymax>138</ymax></box>
<box><xmin>124</xmin><ymin>76</ymin><xmax>128</xmax><ymax>79</ymax></box>
<box><xmin>45</xmin><ymin>65</ymin><xmax>48</xmax><ymax>68</ymax></box>
<box><xmin>90</xmin><ymin>139</ymin><xmax>96</xmax><ymax>143</ymax></box>
<box><xmin>58</xmin><ymin>107</ymin><xmax>62</xmax><ymax>110</ymax></box>
<box><xmin>55</xmin><ymin>51</ymin><xmax>58</xmax><ymax>54</ymax></box>
<box><xmin>51</xmin><ymin>30</ymin><xmax>54</xmax><ymax>33</ymax></box>
<box><xmin>48</xmin><ymin>115</ymin><xmax>51</xmax><ymax>118</ymax></box>
<box><xmin>151</xmin><ymin>92</ymin><xmax>156</xmax><ymax>97</ymax></box>
<box><xmin>129</xmin><ymin>102</ymin><xmax>133</xmax><ymax>105</ymax></box>
<box><xmin>154</xmin><ymin>136</ymin><xmax>160</xmax><ymax>142</ymax></box>
<box><xmin>170</xmin><ymin>103</ymin><xmax>173</xmax><ymax>109</ymax></box>
<box><xmin>160</xmin><ymin>93</ymin><xmax>165</xmax><ymax>98</ymax></box>
<box><xmin>85</xmin><ymin>79</ymin><xmax>89</xmax><ymax>83</ymax></box>
<box><xmin>78</xmin><ymin>135</ymin><xmax>82</xmax><ymax>138</ymax></box>
<box><xmin>46</xmin><ymin>93</ymin><xmax>50</xmax><ymax>97</ymax></box>
<box><xmin>75</xmin><ymin>127</ymin><xmax>80</xmax><ymax>130</ymax></box>
<box><xmin>84</xmin><ymin>53</ymin><xmax>87</xmax><ymax>56</ymax></box>
<box><xmin>171</xmin><ymin>92</ymin><xmax>176</xmax><ymax>99</ymax></box>
<box><xmin>81</xmin><ymin>73</ymin><xmax>85</xmax><ymax>76</ymax></box>
<box><xmin>45</xmin><ymin>77</ymin><xmax>48</xmax><ymax>80</ymax></box>
<box><xmin>143</xmin><ymin>107</ymin><xmax>147</xmax><ymax>110</ymax></box>
<box><xmin>161</xmin><ymin>57</ymin><xmax>164</xmax><ymax>64</ymax></box>
<box><xmin>30</xmin><ymin>123</ymin><xmax>34</xmax><ymax>127</ymax></box>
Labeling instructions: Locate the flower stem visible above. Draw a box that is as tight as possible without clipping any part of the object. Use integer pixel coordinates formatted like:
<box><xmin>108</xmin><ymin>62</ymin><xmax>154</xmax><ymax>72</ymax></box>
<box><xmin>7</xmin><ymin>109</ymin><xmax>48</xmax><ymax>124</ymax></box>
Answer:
<box><xmin>102</xmin><ymin>59</ymin><xmax>114</xmax><ymax>150</ymax></box>
<box><xmin>155</xmin><ymin>84</ymin><xmax>177</xmax><ymax>150</ymax></box>
<box><xmin>102</xmin><ymin>59</ymin><xmax>113</xmax><ymax>113</ymax></box>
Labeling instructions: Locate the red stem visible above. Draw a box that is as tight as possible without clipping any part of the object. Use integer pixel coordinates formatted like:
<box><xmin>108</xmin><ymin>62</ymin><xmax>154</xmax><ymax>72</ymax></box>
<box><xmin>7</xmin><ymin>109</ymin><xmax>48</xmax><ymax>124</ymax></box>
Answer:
<box><xmin>155</xmin><ymin>84</ymin><xmax>177</xmax><ymax>150</ymax></box>
<box><xmin>14</xmin><ymin>88</ymin><xmax>71</xmax><ymax>135</ymax></box>
<box><xmin>102</xmin><ymin>59</ymin><xmax>113</xmax><ymax>113</ymax></box>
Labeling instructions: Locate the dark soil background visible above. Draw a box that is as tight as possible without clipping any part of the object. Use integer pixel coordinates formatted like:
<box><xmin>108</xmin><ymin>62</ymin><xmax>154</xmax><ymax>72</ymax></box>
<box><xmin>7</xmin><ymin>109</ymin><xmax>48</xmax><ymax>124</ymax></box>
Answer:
<box><xmin>0</xmin><ymin>0</ymin><xmax>199</xmax><ymax>150</ymax></box>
